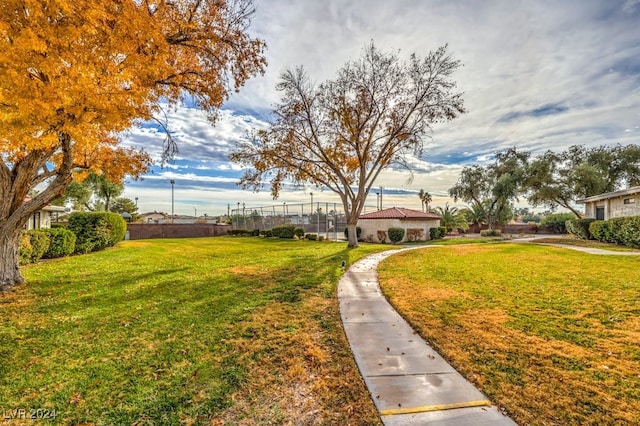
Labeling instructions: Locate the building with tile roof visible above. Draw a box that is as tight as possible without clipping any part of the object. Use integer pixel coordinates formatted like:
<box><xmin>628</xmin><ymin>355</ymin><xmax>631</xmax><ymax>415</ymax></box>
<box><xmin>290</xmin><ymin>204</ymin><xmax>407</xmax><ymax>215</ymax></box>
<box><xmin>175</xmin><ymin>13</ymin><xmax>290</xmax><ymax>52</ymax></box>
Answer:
<box><xmin>357</xmin><ymin>207</ymin><xmax>441</xmax><ymax>243</ymax></box>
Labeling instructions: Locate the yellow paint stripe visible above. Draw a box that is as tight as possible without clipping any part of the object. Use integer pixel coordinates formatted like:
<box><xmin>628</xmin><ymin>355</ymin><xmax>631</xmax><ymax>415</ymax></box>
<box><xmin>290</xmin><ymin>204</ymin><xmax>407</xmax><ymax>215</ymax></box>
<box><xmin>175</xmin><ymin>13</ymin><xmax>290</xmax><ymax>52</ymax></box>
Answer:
<box><xmin>380</xmin><ymin>399</ymin><xmax>492</xmax><ymax>416</ymax></box>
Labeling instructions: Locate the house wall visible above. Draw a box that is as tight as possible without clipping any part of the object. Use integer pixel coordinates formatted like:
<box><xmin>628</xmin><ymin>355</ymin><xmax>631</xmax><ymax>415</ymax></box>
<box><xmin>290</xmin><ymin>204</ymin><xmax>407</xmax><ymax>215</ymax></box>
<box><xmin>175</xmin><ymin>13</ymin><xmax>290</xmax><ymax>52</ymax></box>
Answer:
<box><xmin>585</xmin><ymin>193</ymin><xmax>640</xmax><ymax>220</ymax></box>
<box><xmin>357</xmin><ymin>218</ymin><xmax>440</xmax><ymax>242</ymax></box>
<box><xmin>25</xmin><ymin>211</ymin><xmax>54</xmax><ymax>230</ymax></box>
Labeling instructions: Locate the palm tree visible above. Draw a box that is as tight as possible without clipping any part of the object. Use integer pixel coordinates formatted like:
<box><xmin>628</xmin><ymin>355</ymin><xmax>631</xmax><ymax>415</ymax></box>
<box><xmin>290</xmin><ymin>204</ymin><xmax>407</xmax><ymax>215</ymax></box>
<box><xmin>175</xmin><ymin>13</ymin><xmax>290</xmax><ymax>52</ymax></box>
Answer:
<box><xmin>418</xmin><ymin>189</ymin><xmax>432</xmax><ymax>212</ymax></box>
<box><xmin>434</xmin><ymin>203</ymin><xmax>469</xmax><ymax>234</ymax></box>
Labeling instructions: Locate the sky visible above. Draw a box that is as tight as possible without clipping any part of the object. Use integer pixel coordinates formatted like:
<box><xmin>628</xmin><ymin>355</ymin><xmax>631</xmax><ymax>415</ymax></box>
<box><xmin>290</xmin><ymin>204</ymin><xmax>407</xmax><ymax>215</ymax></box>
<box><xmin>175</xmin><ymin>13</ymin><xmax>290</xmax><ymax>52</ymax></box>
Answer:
<box><xmin>121</xmin><ymin>0</ymin><xmax>640</xmax><ymax>218</ymax></box>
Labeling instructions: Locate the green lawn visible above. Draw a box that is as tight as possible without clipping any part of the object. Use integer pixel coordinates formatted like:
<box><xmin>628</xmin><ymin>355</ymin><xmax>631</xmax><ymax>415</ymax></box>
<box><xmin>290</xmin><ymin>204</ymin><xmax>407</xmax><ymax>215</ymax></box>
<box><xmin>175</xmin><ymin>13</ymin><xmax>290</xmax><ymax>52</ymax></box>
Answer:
<box><xmin>1</xmin><ymin>237</ymin><xmax>389</xmax><ymax>425</ymax></box>
<box><xmin>378</xmin><ymin>243</ymin><xmax>640</xmax><ymax>425</ymax></box>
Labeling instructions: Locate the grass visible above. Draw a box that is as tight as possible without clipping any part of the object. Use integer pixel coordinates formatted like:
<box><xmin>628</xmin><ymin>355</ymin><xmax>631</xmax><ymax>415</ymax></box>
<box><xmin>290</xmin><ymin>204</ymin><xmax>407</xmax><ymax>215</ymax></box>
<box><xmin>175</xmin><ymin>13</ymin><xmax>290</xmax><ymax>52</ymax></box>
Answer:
<box><xmin>378</xmin><ymin>243</ymin><xmax>640</xmax><ymax>425</ymax></box>
<box><xmin>531</xmin><ymin>236</ymin><xmax>640</xmax><ymax>252</ymax></box>
<box><xmin>1</xmin><ymin>237</ymin><xmax>390</xmax><ymax>425</ymax></box>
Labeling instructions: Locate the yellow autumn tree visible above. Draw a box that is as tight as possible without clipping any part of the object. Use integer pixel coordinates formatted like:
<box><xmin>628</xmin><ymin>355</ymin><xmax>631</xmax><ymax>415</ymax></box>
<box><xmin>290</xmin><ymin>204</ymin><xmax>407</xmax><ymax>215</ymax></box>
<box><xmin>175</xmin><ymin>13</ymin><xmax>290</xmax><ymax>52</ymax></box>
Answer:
<box><xmin>231</xmin><ymin>43</ymin><xmax>464</xmax><ymax>247</ymax></box>
<box><xmin>0</xmin><ymin>0</ymin><xmax>266</xmax><ymax>289</ymax></box>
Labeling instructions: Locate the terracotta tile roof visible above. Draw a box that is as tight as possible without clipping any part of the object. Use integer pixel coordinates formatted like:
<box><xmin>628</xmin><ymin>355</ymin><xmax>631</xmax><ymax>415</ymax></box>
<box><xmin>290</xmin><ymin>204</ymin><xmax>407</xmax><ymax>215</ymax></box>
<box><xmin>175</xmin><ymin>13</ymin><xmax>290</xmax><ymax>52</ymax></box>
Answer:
<box><xmin>359</xmin><ymin>207</ymin><xmax>441</xmax><ymax>220</ymax></box>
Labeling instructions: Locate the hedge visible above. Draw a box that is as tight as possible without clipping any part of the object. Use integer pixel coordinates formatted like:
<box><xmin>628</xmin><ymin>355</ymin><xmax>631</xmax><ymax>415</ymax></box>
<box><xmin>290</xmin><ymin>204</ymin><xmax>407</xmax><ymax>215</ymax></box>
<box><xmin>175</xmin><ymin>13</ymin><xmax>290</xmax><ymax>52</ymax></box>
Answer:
<box><xmin>26</xmin><ymin>229</ymin><xmax>51</xmax><ymax>263</ymax></box>
<box><xmin>480</xmin><ymin>229</ymin><xmax>502</xmax><ymax>237</ymax></box>
<box><xmin>68</xmin><ymin>212</ymin><xmax>126</xmax><ymax>254</ymax></box>
<box><xmin>43</xmin><ymin>228</ymin><xmax>76</xmax><ymax>258</ymax></box>
<box><xmin>294</xmin><ymin>227</ymin><xmax>305</xmax><ymax>238</ymax></box>
<box><xmin>589</xmin><ymin>220</ymin><xmax>612</xmax><ymax>243</ymax></box>
<box><xmin>565</xmin><ymin>218</ymin><xmax>596</xmax><ymax>240</ymax></box>
<box><xmin>388</xmin><ymin>227</ymin><xmax>405</xmax><ymax>244</ymax></box>
<box><xmin>429</xmin><ymin>227</ymin><xmax>446</xmax><ymax>240</ymax></box>
<box><xmin>270</xmin><ymin>225</ymin><xmax>296</xmax><ymax>239</ymax></box>
<box><xmin>609</xmin><ymin>216</ymin><xmax>640</xmax><ymax>248</ymax></box>
<box><xmin>19</xmin><ymin>233</ymin><xmax>32</xmax><ymax>265</ymax></box>
<box><xmin>540</xmin><ymin>213</ymin><xmax>575</xmax><ymax>234</ymax></box>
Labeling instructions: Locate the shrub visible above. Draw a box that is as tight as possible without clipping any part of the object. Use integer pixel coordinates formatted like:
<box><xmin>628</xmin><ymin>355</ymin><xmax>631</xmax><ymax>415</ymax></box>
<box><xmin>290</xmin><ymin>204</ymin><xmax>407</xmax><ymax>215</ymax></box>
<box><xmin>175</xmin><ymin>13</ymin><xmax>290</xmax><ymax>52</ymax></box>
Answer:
<box><xmin>68</xmin><ymin>212</ymin><xmax>126</xmax><ymax>253</ymax></box>
<box><xmin>540</xmin><ymin>213</ymin><xmax>575</xmax><ymax>234</ymax></box>
<box><xmin>26</xmin><ymin>229</ymin><xmax>51</xmax><ymax>262</ymax></box>
<box><xmin>230</xmin><ymin>229</ymin><xmax>251</xmax><ymax>236</ymax></box>
<box><xmin>43</xmin><ymin>228</ymin><xmax>76</xmax><ymax>258</ymax></box>
<box><xmin>429</xmin><ymin>227</ymin><xmax>446</xmax><ymax>240</ymax></box>
<box><xmin>343</xmin><ymin>226</ymin><xmax>362</xmax><ymax>240</ymax></box>
<box><xmin>294</xmin><ymin>227</ymin><xmax>305</xmax><ymax>239</ymax></box>
<box><xmin>318</xmin><ymin>235</ymin><xmax>325</xmax><ymax>241</ymax></box>
<box><xmin>566</xmin><ymin>219</ymin><xmax>595</xmax><ymax>240</ymax></box>
<box><xmin>19</xmin><ymin>233</ymin><xmax>33</xmax><ymax>265</ymax></box>
<box><xmin>271</xmin><ymin>225</ymin><xmax>296</xmax><ymax>239</ymax></box>
<box><xmin>376</xmin><ymin>230</ymin><xmax>387</xmax><ymax>243</ymax></box>
<box><xmin>305</xmin><ymin>233</ymin><xmax>318</xmax><ymax>240</ymax></box>
<box><xmin>388</xmin><ymin>227</ymin><xmax>405</xmax><ymax>244</ymax></box>
<box><xmin>264</xmin><ymin>230</ymin><xmax>273</xmax><ymax>238</ymax></box>
<box><xmin>589</xmin><ymin>220</ymin><xmax>612</xmax><ymax>243</ymax></box>
<box><xmin>480</xmin><ymin>229</ymin><xmax>502</xmax><ymax>237</ymax></box>
<box><xmin>251</xmin><ymin>229</ymin><xmax>260</xmax><ymax>237</ymax></box>
<box><xmin>609</xmin><ymin>216</ymin><xmax>640</xmax><ymax>248</ymax></box>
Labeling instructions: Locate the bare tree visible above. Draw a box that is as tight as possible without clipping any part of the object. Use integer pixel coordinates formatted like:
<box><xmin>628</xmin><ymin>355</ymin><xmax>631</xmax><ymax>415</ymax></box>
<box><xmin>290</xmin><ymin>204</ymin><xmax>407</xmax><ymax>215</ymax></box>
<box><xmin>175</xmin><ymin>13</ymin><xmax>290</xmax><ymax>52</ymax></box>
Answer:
<box><xmin>231</xmin><ymin>42</ymin><xmax>465</xmax><ymax>247</ymax></box>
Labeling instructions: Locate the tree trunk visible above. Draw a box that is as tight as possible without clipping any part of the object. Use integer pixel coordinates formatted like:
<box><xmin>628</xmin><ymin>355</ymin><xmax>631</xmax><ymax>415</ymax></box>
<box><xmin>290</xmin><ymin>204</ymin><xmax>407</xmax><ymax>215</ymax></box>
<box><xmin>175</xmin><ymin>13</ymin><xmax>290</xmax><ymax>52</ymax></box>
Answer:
<box><xmin>346</xmin><ymin>223</ymin><xmax>359</xmax><ymax>248</ymax></box>
<box><xmin>0</xmin><ymin>226</ymin><xmax>25</xmax><ymax>291</ymax></box>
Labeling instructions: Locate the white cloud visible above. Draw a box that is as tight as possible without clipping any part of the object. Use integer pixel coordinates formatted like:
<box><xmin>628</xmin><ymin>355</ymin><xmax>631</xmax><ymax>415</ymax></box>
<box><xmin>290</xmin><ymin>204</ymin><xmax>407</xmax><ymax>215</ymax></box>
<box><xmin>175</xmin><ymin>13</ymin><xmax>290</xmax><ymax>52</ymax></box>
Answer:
<box><xmin>122</xmin><ymin>0</ymin><xmax>640</xmax><ymax>216</ymax></box>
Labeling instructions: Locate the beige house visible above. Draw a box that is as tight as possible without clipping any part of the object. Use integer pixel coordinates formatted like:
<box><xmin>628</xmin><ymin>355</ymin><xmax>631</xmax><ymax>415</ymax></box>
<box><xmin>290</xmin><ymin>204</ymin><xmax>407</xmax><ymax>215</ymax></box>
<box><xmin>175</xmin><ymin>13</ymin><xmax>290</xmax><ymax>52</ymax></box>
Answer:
<box><xmin>26</xmin><ymin>205</ymin><xmax>66</xmax><ymax>230</ymax></box>
<box><xmin>357</xmin><ymin>207</ymin><xmax>441</xmax><ymax>243</ymax></box>
<box><xmin>577</xmin><ymin>186</ymin><xmax>640</xmax><ymax>220</ymax></box>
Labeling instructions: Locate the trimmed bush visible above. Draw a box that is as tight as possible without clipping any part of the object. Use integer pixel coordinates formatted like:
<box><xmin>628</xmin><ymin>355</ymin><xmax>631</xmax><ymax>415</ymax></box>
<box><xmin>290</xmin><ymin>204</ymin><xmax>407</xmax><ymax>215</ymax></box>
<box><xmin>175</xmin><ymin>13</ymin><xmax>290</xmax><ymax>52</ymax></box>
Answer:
<box><xmin>388</xmin><ymin>227</ymin><xmax>405</xmax><ymax>244</ymax></box>
<box><xmin>26</xmin><ymin>229</ymin><xmax>51</xmax><ymax>262</ymax></box>
<box><xmin>480</xmin><ymin>229</ymin><xmax>502</xmax><ymax>237</ymax></box>
<box><xmin>429</xmin><ymin>227</ymin><xmax>446</xmax><ymax>240</ymax></box>
<box><xmin>305</xmin><ymin>233</ymin><xmax>318</xmax><ymax>241</ymax></box>
<box><xmin>566</xmin><ymin>219</ymin><xmax>596</xmax><ymax>240</ymax></box>
<box><xmin>343</xmin><ymin>226</ymin><xmax>362</xmax><ymax>240</ymax></box>
<box><xmin>294</xmin><ymin>227</ymin><xmax>305</xmax><ymax>239</ymax></box>
<box><xmin>589</xmin><ymin>220</ymin><xmax>612</xmax><ymax>243</ymax></box>
<box><xmin>43</xmin><ymin>228</ymin><xmax>76</xmax><ymax>258</ymax></box>
<box><xmin>318</xmin><ymin>235</ymin><xmax>325</xmax><ymax>241</ymax></box>
<box><xmin>271</xmin><ymin>225</ymin><xmax>296</xmax><ymax>239</ymax></box>
<box><xmin>68</xmin><ymin>212</ymin><xmax>126</xmax><ymax>253</ymax></box>
<box><xmin>19</xmin><ymin>233</ymin><xmax>32</xmax><ymax>265</ymax></box>
<box><xmin>229</xmin><ymin>229</ymin><xmax>252</xmax><ymax>236</ymax></box>
<box><xmin>611</xmin><ymin>216</ymin><xmax>640</xmax><ymax>248</ymax></box>
<box><xmin>264</xmin><ymin>230</ymin><xmax>273</xmax><ymax>238</ymax></box>
<box><xmin>251</xmin><ymin>229</ymin><xmax>260</xmax><ymax>237</ymax></box>
<box><xmin>540</xmin><ymin>213</ymin><xmax>575</xmax><ymax>234</ymax></box>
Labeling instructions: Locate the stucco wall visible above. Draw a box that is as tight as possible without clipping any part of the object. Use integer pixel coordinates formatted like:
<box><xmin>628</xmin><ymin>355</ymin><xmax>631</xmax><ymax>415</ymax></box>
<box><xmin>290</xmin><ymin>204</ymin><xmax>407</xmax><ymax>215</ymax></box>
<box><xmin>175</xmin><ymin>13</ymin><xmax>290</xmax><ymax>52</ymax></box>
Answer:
<box><xmin>585</xmin><ymin>194</ymin><xmax>640</xmax><ymax>220</ymax></box>
<box><xmin>357</xmin><ymin>218</ymin><xmax>440</xmax><ymax>242</ymax></box>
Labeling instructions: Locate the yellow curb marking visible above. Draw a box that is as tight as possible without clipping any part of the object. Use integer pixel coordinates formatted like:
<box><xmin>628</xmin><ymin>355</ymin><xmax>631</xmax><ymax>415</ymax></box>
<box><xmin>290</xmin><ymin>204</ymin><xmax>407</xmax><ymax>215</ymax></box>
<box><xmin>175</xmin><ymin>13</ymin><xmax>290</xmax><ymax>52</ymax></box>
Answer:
<box><xmin>380</xmin><ymin>399</ymin><xmax>492</xmax><ymax>416</ymax></box>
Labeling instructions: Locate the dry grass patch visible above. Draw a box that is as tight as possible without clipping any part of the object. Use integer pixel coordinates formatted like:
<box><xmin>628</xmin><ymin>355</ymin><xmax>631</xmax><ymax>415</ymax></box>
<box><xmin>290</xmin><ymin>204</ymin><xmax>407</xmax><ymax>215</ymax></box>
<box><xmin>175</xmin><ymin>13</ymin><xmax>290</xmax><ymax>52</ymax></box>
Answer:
<box><xmin>379</xmin><ymin>243</ymin><xmax>640</xmax><ymax>425</ymax></box>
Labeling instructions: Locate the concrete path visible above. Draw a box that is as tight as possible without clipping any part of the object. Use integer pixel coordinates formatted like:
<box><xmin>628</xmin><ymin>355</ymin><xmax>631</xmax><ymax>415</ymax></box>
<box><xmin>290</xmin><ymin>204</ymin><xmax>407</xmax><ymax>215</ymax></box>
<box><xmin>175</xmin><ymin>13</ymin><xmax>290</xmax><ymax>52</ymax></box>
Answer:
<box><xmin>512</xmin><ymin>238</ymin><xmax>640</xmax><ymax>255</ymax></box>
<box><xmin>338</xmin><ymin>248</ymin><xmax>517</xmax><ymax>425</ymax></box>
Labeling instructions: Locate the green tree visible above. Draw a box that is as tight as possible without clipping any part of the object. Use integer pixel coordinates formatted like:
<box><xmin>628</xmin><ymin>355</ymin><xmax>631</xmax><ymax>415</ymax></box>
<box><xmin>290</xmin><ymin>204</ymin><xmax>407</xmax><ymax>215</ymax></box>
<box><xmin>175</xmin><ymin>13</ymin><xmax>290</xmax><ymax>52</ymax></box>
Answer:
<box><xmin>231</xmin><ymin>43</ymin><xmax>465</xmax><ymax>248</ymax></box>
<box><xmin>524</xmin><ymin>144</ymin><xmax>640</xmax><ymax>217</ymax></box>
<box><xmin>449</xmin><ymin>148</ymin><xmax>528</xmax><ymax>230</ymax></box>
<box><xmin>110</xmin><ymin>198</ymin><xmax>140</xmax><ymax>222</ymax></box>
<box><xmin>418</xmin><ymin>189</ymin><xmax>432</xmax><ymax>212</ymax></box>
<box><xmin>434</xmin><ymin>203</ymin><xmax>469</xmax><ymax>234</ymax></box>
<box><xmin>63</xmin><ymin>172</ymin><xmax>123</xmax><ymax>212</ymax></box>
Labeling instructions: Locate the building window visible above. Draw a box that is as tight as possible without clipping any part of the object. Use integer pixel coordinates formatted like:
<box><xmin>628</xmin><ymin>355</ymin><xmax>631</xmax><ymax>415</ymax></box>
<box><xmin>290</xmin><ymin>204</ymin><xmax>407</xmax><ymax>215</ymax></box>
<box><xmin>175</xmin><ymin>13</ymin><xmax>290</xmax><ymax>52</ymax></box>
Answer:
<box><xmin>596</xmin><ymin>206</ymin><xmax>605</xmax><ymax>220</ymax></box>
<box><xmin>624</xmin><ymin>198</ymin><xmax>635</xmax><ymax>204</ymax></box>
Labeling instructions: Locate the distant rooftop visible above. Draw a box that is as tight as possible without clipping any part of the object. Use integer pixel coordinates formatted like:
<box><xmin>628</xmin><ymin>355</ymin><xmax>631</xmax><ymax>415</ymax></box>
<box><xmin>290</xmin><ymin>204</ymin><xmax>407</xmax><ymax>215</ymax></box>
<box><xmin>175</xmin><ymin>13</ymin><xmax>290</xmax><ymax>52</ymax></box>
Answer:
<box><xmin>359</xmin><ymin>207</ymin><xmax>441</xmax><ymax>220</ymax></box>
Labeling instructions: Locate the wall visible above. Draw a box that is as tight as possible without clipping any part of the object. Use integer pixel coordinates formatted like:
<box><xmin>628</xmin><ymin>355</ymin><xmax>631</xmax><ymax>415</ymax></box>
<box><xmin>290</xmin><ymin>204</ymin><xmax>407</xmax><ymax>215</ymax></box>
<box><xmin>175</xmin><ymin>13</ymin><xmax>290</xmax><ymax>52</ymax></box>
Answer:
<box><xmin>583</xmin><ymin>193</ymin><xmax>640</xmax><ymax>220</ymax></box>
<box><xmin>357</xmin><ymin>218</ymin><xmax>440</xmax><ymax>242</ymax></box>
<box><xmin>127</xmin><ymin>223</ymin><xmax>232</xmax><ymax>240</ymax></box>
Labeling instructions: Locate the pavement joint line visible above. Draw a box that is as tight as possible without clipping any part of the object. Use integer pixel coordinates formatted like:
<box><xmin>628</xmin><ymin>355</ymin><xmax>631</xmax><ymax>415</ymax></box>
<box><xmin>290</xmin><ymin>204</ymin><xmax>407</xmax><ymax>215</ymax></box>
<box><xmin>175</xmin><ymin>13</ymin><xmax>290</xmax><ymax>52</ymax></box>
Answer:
<box><xmin>379</xmin><ymin>399</ymin><xmax>492</xmax><ymax>416</ymax></box>
<box><xmin>366</xmin><ymin>372</ymin><xmax>455</xmax><ymax>378</ymax></box>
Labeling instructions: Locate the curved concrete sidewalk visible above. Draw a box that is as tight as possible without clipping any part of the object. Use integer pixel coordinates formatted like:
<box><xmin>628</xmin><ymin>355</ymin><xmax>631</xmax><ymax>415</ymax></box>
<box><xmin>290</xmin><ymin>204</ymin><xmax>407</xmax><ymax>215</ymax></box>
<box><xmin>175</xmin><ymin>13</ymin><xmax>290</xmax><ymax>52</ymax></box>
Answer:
<box><xmin>512</xmin><ymin>239</ymin><xmax>640</xmax><ymax>255</ymax></box>
<box><xmin>338</xmin><ymin>248</ymin><xmax>517</xmax><ymax>425</ymax></box>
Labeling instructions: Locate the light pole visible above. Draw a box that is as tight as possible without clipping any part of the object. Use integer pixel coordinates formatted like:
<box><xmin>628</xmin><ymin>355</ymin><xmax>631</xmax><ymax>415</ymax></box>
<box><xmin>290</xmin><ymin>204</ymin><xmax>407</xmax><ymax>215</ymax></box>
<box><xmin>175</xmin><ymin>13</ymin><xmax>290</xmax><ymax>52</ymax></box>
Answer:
<box><xmin>194</xmin><ymin>207</ymin><xmax>197</xmax><ymax>219</ymax></box>
<box><xmin>170</xmin><ymin>179</ymin><xmax>175</xmax><ymax>223</ymax></box>
<box><xmin>135</xmin><ymin>197</ymin><xmax>138</xmax><ymax>207</ymax></box>
<box><xmin>376</xmin><ymin>192</ymin><xmax>379</xmax><ymax>210</ymax></box>
<box><xmin>310</xmin><ymin>192</ymin><xmax>313</xmax><ymax>226</ymax></box>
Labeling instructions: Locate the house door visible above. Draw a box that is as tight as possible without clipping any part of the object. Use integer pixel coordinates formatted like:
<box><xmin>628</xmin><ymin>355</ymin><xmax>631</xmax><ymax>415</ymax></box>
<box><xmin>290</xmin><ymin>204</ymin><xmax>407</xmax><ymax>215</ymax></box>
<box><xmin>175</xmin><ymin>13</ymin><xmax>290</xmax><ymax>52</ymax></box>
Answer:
<box><xmin>595</xmin><ymin>207</ymin><xmax>605</xmax><ymax>220</ymax></box>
